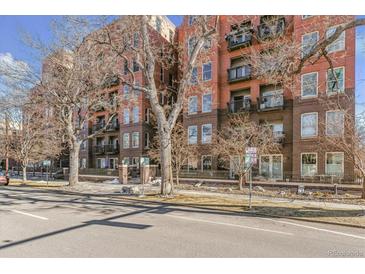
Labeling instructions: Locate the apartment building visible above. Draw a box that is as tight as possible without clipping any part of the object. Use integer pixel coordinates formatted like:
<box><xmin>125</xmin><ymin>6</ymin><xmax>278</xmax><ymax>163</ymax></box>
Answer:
<box><xmin>81</xmin><ymin>16</ymin><xmax>176</xmax><ymax>171</ymax></box>
<box><xmin>178</xmin><ymin>15</ymin><xmax>355</xmax><ymax>181</ymax></box>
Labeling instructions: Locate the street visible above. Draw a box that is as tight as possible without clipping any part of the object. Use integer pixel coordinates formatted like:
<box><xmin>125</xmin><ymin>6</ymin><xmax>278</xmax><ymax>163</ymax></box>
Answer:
<box><xmin>0</xmin><ymin>185</ymin><xmax>364</xmax><ymax>257</ymax></box>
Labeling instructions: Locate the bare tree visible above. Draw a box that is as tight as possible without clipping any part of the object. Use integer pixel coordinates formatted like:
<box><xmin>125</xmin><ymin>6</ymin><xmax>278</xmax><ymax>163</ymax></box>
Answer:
<box><xmin>88</xmin><ymin>15</ymin><xmax>219</xmax><ymax>194</ymax></box>
<box><xmin>213</xmin><ymin>113</ymin><xmax>279</xmax><ymax>190</ymax></box>
<box><xmin>148</xmin><ymin>121</ymin><xmax>198</xmax><ymax>189</ymax></box>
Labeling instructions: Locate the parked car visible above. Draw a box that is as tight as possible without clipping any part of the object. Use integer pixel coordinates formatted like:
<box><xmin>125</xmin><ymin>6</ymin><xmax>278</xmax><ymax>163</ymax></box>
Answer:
<box><xmin>0</xmin><ymin>171</ymin><xmax>9</xmax><ymax>185</ymax></box>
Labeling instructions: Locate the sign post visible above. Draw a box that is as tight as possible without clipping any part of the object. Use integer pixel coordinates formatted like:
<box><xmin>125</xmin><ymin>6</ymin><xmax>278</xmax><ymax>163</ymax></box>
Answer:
<box><xmin>245</xmin><ymin>147</ymin><xmax>257</xmax><ymax>210</ymax></box>
<box><xmin>43</xmin><ymin>160</ymin><xmax>51</xmax><ymax>186</ymax></box>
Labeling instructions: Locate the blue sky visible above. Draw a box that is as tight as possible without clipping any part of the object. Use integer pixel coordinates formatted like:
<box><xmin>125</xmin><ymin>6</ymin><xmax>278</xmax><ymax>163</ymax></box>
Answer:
<box><xmin>0</xmin><ymin>15</ymin><xmax>364</xmax><ymax>104</ymax></box>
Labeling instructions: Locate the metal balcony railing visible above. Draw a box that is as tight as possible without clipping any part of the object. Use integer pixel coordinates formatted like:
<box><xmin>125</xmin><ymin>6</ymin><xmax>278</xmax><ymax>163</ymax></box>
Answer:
<box><xmin>106</xmin><ymin>120</ymin><xmax>120</xmax><ymax>131</ymax></box>
<box><xmin>227</xmin><ymin>32</ymin><xmax>252</xmax><ymax>50</ymax></box>
<box><xmin>257</xmin><ymin>17</ymin><xmax>285</xmax><ymax>40</ymax></box>
<box><xmin>94</xmin><ymin>145</ymin><xmax>105</xmax><ymax>154</ymax></box>
<box><xmin>258</xmin><ymin>94</ymin><xmax>284</xmax><ymax>111</ymax></box>
<box><xmin>92</xmin><ymin>122</ymin><xmax>106</xmax><ymax>133</ymax></box>
<box><xmin>104</xmin><ymin>144</ymin><xmax>120</xmax><ymax>154</ymax></box>
<box><xmin>228</xmin><ymin>98</ymin><xmax>252</xmax><ymax>113</ymax></box>
<box><xmin>227</xmin><ymin>65</ymin><xmax>251</xmax><ymax>83</ymax></box>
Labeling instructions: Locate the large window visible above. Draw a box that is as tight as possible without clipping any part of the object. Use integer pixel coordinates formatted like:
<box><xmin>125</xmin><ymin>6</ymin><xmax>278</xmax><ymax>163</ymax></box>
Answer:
<box><xmin>123</xmin><ymin>133</ymin><xmax>130</xmax><ymax>149</ymax></box>
<box><xmin>188</xmin><ymin>125</ymin><xmax>198</xmax><ymax>144</ymax></box>
<box><xmin>202</xmin><ymin>155</ymin><xmax>212</xmax><ymax>171</ymax></box>
<box><xmin>96</xmin><ymin>158</ymin><xmax>106</xmax><ymax>169</ymax></box>
<box><xmin>326</xmin><ymin>152</ymin><xmax>344</xmax><ymax>176</ymax></box>
<box><xmin>156</xmin><ymin>17</ymin><xmax>162</xmax><ymax>33</ymax></box>
<box><xmin>188</xmin><ymin>37</ymin><xmax>196</xmax><ymax>56</ymax></box>
<box><xmin>301</xmin><ymin>31</ymin><xmax>319</xmax><ymax>57</ymax></box>
<box><xmin>123</xmin><ymin>108</ymin><xmax>130</xmax><ymax>124</ymax></box>
<box><xmin>188</xmin><ymin>96</ymin><xmax>198</xmax><ymax>114</ymax></box>
<box><xmin>123</xmin><ymin>85</ymin><xmax>129</xmax><ymax>99</ymax></box>
<box><xmin>202</xmin><ymin>62</ymin><xmax>212</xmax><ymax>81</ymax></box>
<box><xmin>190</xmin><ymin>67</ymin><xmax>198</xmax><ymax>85</ymax></box>
<box><xmin>132</xmin><ymin>132</ymin><xmax>139</xmax><ymax>148</ymax></box>
<box><xmin>326</xmin><ymin>26</ymin><xmax>345</xmax><ymax>53</ymax></box>
<box><xmin>326</xmin><ymin>110</ymin><xmax>344</xmax><ymax>136</ymax></box>
<box><xmin>202</xmin><ymin>93</ymin><xmax>212</xmax><ymax>113</ymax></box>
<box><xmin>301</xmin><ymin>72</ymin><xmax>318</xmax><ymax>98</ymax></box>
<box><xmin>327</xmin><ymin>67</ymin><xmax>344</xmax><ymax>94</ymax></box>
<box><xmin>301</xmin><ymin>112</ymin><xmax>318</xmax><ymax>138</ymax></box>
<box><xmin>202</xmin><ymin>124</ymin><xmax>212</xmax><ymax>144</ymax></box>
<box><xmin>133</xmin><ymin>106</ymin><xmax>139</xmax><ymax>123</ymax></box>
<box><xmin>301</xmin><ymin>153</ymin><xmax>317</xmax><ymax>176</ymax></box>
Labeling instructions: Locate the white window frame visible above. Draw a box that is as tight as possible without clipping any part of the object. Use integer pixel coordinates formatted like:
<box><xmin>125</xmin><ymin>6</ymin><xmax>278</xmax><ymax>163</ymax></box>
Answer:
<box><xmin>123</xmin><ymin>108</ymin><xmax>130</xmax><ymax>124</ymax></box>
<box><xmin>202</xmin><ymin>62</ymin><xmax>212</xmax><ymax>81</ymax></box>
<box><xmin>188</xmin><ymin>125</ymin><xmax>198</xmax><ymax>145</ymax></box>
<box><xmin>132</xmin><ymin>132</ymin><xmax>139</xmax><ymax>148</ymax></box>
<box><xmin>123</xmin><ymin>133</ymin><xmax>130</xmax><ymax>149</ymax></box>
<box><xmin>326</xmin><ymin>66</ymin><xmax>345</xmax><ymax>95</ymax></box>
<box><xmin>96</xmin><ymin>158</ymin><xmax>106</xmax><ymax>169</ymax></box>
<box><xmin>326</xmin><ymin>25</ymin><xmax>346</xmax><ymax>53</ymax></box>
<box><xmin>188</xmin><ymin>96</ymin><xmax>198</xmax><ymax>115</ymax></box>
<box><xmin>259</xmin><ymin>154</ymin><xmax>283</xmax><ymax>180</ymax></box>
<box><xmin>300</xmin><ymin>152</ymin><xmax>318</xmax><ymax>177</ymax></box>
<box><xmin>133</xmin><ymin>106</ymin><xmax>139</xmax><ymax>123</ymax></box>
<box><xmin>301</xmin><ymin>112</ymin><xmax>318</xmax><ymax>138</ymax></box>
<box><xmin>201</xmin><ymin>124</ymin><xmax>212</xmax><ymax>144</ymax></box>
<box><xmin>326</xmin><ymin>110</ymin><xmax>345</xmax><ymax>136</ymax></box>
<box><xmin>201</xmin><ymin>155</ymin><xmax>213</xmax><ymax>171</ymax></box>
<box><xmin>301</xmin><ymin>72</ymin><xmax>318</xmax><ymax>98</ymax></box>
<box><xmin>325</xmin><ymin>152</ymin><xmax>344</xmax><ymax>177</ymax></box>
<box><xmin>301</xmin><ymin>31</ymin><xmax>319</xmax><ymax>58</ymax></box>
<box><xmin>202</xmin><ymin>93</ymin><xmax>212</xmax><ymax>113</ymax></box>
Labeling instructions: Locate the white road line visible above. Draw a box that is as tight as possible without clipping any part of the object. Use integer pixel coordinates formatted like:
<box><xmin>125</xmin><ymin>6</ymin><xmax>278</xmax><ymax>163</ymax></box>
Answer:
<box><xmin>168</xmin><ymin>214</ymin><xmax>293</xmax><ymax>236</ymax></box>
<box><xmin>11</xmin><ymin>210</ymin><xmax>48</xmax><ymax>220</ymax></box>
<box><xmin>262</xmin><ymin>218</ymin><xmax>365</xmax><ymax>240</ymax></box>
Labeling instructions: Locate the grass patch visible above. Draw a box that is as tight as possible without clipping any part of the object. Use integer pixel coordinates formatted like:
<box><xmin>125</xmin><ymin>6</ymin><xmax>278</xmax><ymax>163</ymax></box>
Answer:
<box><xmin>8</xmin><ymin>179</ymin><xmax>67</xmax><ymax>188</ymax></box>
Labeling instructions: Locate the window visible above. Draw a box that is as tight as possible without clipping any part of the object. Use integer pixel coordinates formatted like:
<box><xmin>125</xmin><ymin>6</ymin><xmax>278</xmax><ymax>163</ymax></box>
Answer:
<box><xmin>204</xmin><ymin>38</ymin><xmax>212</xmax><ymax>49</ymax></box>
<box><xmin>80</xmin><ymin>140</ymin><xmax>87</xmax><ymax>151</ymax></box>
<box><xmin>190</xmin><ymin>67</ymin><xmax>198</xmax><ymax>84</ymax></box>
<box><xmin>123</xmin><ymin>109</ymin><xmax>130</xmax><ymax>124</ymax></box>
<box><xmin>202</xmin><ymin>155</ymin><xmax>212</xmax><ymax>171</ymax></box>
<box><xmin>188</xmin><ymin>96</ymin><xmax>198</xmax><ymax>114</ymax></box>
<box><xmin>327</xmin><ymin>67</ymin><xmax>344</xmax><ymax>94</ymax></box>
<box><xmin>156</xmin><ymin>17</ymin><xmax>162</xmax><ymax>33</ymax></box>
<box><xmin>123</xmin><ymin>157</ymin><xmax>130</xmax><ymax>165</ymax></box>
<box><xmin>202</xmin><ymin>62</ymin><xmax>212</xmax><ymax>81</ymax></box>
<box><xmin>326</xmin><ymin>110</ymin><xmax>344</xmax><ymax>136</ymax></box>
<box><xmin>123</xmin><ymin>60</ymin><xmax>129</xmax><ymax>75</ymax></box>
<box><xmin>202</xmin><ymin>124</ymin><xmax>212</xmax><ymax>144</ymax></box>
<box><xmin>133</xmin><ymin>106</ymin><xmax>139</xmax><ymax>123</ymax></box>
<box><xmin>188</xmin><ymin>37</ymin><xmax>196</xmax><ymax>56</ymax></box>
<box><xmin>132</xmin><ymin>132</ymin><xmax>139</xmax><ymax>148</ymax></box>
<box><xmin>326</xmin><ymin>152</ymin><xmax>344</xmax><ymax>176</ymax></box>
<box><xmin>301</xmin><ymin>112</ymin><xmax>318</xmax><ymax>138</ymax></box>
<box><xmin>81</xmin><ymin>158</ymin><xmax>86</xmax><ymax>169</ymax></box>
<box><xmin>123</xmin><ymin>133</ymin><xmax>130</xmax><ymax>149</ymax></box>
<box><xmin>188</xmin><ymin>125</ymin><xmax>198</xmax><ymax>144</ymax></box>
<box><xmin>301</xmin><ymin>153</ymin><xmax>317</xmax><ymax>176</ymax></box>
<box><xmin>301</xmin><ymin>32</ymin><xmax>319</xmax><ymax>57</ymax></box>
<box><xmin>132</xmin><ymin>157</ymin><xmax>139</xmax><ymax>167</ymax></box>
<box><xmin>144</xmin><ymin>132</ymin><xmax>150</xmax><ymax>148</ymax></box>
<box><xmin>123</xmin><ymin>85</ymin><xmax>130</xmax><ymax>99</ymax></box>
<box><xmin>188</xmin><ymin>16</ymin><xmax>197</xmax><ymax>26</ymax></box>
<box><xmin>202</xmin><ymin>93</ymin><xmax>212</xmax><ymax>113</ymax></box>
<box><xmin>144</xmin><ymin>108</ymin><xmax>150</xmax><ymax>123</ymax></box>
<box><xmin>133</xmin><ymin>59</ymin><xmax>139</xmax><ymax>72</ymax></box>
<box><xmin>301</xmin><ymin>72</ymin><xmax>318</xmax><ymax>98</ymax></box>
<box><xmin>326</xmin><ymin>26</ymin><xmax>345</xmax><ymax>53</ymax></box>
<box><xmin>133</xmin><ymin>32</ymin><xmax>139</xmax><ymax>48</ymax></box>
<box><xmin>96</xmin><ymin>158</ymin><xmax>106</xmax><ymax>169</ymax></box>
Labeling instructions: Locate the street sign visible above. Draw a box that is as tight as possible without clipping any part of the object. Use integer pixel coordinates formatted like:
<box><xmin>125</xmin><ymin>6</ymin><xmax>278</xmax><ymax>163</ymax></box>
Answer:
<box><xmin>246</xmin><ymin>147</ymin><xmax>257</xmax><ymax>165</ymax></box>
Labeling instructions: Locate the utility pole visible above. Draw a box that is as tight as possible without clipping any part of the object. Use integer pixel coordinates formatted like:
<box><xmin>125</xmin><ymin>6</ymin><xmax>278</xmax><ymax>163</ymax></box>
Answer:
<box><xmin>5</xmin><ymin>112</ymin><xmax>9</xmax><ymax>178</ymax></box>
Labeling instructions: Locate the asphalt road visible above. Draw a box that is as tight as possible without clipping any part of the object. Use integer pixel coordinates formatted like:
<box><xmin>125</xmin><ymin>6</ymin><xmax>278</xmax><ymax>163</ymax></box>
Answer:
<box><xmin>0</xmin><ymin>186</ymin><xmax>364</xmax><ymax>258</ymax></box>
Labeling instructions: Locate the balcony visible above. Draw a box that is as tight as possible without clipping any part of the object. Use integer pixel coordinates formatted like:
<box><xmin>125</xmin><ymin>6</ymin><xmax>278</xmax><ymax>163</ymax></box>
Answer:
<box><xmin>92</xmin><ymin>122</ymin><xmax>106</xmax><ymax>133</ymax></box>
<box><xmin>104</xmin><ymin>144</ymin><xmax>119</xmax><ymax>154</ymax></box>
<box><xmin>226</xmin><ymin>32</ymin><xmax>252</xmax><ymax>51</ymax></box>
<box><xmin>257</xmin><ymin>17</ymin><xmax>285</xmax><ymax>40</ymax></box>
<box><xmin>227</xmin><ymin>65</ymin><xmax>251</xmax><ymax>83</ymax></box>
<box><xmin>258</xmin><ymin>94</ymin><xmax>284</xmax><ymax>111</ymax></box>
<box><xmin>273</xmin><ymin>131</ymin><xmax>285</xmax><ymax>143</ymax></box>
<box><xmin>106</xmin><ymin>120</ymin><xmax>120</xmax><ymax>131</ymax></box>
<box><xmin>228</xmin><ymin>98</ymin><xmax>252</xmax><ymax>113</ymax></box>
<box><xmin>94</xmin><ymin>145</ymin><xmax>105</xmax><ymax>154</ymax></box>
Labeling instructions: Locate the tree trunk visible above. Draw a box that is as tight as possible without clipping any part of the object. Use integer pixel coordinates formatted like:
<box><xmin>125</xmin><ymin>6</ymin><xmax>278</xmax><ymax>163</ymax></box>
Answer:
<box><xmin>160</xmin><ymin>134</ymin><xmax>173</xmax><ymax>195</ymax></box>
<box><xmin>362</xmin><ymin>180</ymin><xmax>365</xmax><ymax>199</ymax></box>
<box><xmin>22</xmin><ymin>166</ymin><xmax>27</xmax><ymax>182</ymax></box>
<box><xmin>176</xmin><ymin>171</ymin><xmax>180</xmax><ymax>186</ymax></box>
<box><xmin>239</xmin><ymin>175</ymin><xmax>246</xmax><ymax>191</ymax></box>
<box><xmin>68</xmin><ymin>142</ymin><xmax>80</xmax><ymax>186</ymax></box>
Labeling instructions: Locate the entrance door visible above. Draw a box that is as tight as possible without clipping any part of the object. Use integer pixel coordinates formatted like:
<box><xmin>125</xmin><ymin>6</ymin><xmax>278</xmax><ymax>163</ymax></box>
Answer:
<box><xmin>260</xmin><ymin>154</ymin><xmax>283</xmax><ymax>180</ymax></box>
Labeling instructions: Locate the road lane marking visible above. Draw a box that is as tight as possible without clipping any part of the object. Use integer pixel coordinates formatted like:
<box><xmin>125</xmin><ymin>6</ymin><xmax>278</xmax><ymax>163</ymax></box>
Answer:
<box><xmin>262</xmin><ymin>218</ymin><xmax>365</xmax><ymax>240</ymax></box>
<box><xmin>168</xmin><ymin>214</ymin><xmax>293</xmax><ymax>236</ymax></box>
<box><xmin>11</xmin><ymin>210</ymin><xmax>48</xmax><ymax>220</ymax></box>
